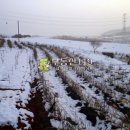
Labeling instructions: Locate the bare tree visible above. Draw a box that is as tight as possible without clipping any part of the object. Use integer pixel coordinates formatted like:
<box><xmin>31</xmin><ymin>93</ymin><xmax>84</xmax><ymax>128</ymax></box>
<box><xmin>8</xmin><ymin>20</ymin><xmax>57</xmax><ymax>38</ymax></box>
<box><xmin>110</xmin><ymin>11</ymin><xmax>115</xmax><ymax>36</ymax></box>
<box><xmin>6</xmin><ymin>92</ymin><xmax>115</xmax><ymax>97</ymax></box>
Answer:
<box><xmin>89</xmin><ymin>39</ymin><xmax>102</xmax><ymax>53</ymax></box>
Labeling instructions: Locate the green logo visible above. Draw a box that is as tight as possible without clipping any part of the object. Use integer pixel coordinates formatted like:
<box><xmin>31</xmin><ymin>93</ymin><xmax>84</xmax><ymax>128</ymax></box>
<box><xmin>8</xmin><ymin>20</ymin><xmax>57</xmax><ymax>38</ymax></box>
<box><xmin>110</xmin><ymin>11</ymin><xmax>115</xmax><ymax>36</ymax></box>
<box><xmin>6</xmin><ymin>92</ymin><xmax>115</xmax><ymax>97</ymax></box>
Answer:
<box><xmin>38</xmin><ymin>58</ymin><xmax>49</xmax><ymax>71</ymax></box>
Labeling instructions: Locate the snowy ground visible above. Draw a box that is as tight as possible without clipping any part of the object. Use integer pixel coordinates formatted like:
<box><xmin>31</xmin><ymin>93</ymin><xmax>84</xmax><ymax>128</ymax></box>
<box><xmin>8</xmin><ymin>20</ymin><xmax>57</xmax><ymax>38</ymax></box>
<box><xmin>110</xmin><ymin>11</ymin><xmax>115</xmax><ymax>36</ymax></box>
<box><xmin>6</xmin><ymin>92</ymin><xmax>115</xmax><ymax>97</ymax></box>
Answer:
<box><xmin>17</xmin><ymin>37</ymin><xmax>130</xmax><ymax>55</ymax></box>
<box><xmin>1</xmin><ymin>37</ymin><xmax>130</xmax><ymax>130</ymax></box>
<box><xmin>0</xmin><ymin>42</ymin><xmax>35</xmax><ymax>129</ymax></box>
<box><xmin>41</xmin><ymin>46</ymin><xmax>130</xmax><ymax>130</ymax></box>
<box><xmin>11</xmin><ymin>37</ymin><xmax>130</xmax><ymax>67</ymax></box>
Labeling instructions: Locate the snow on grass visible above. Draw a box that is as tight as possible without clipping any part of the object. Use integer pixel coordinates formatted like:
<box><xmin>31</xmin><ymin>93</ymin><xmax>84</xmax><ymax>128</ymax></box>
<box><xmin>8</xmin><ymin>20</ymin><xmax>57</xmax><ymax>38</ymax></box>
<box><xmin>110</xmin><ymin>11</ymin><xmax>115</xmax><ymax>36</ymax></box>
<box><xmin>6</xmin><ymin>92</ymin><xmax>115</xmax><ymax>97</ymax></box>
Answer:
<box><xmin>44</xmin><ymin>47</ymin><xmax>127</xmax><ymax>127</ymax></box>
<box><xmin>10</xmin><ymin>37</ymin><xmax>130</xmax><ymax>69</ymax></box>
<box><xmin>6</xmin><ymin>37</ymin><xmax>130</xmax><ymax>129</ymax></box>
<box><xmin>36</xmin><ymin>49</ymin><xmax>94</xmax><ymax>129</ymax></box>
<box><xmin>0</xmin><ymin>46</ymin><xmax>34</xmax><ymax>129</ymax></box>
<box><xmin>39</xmin><ymin>49</ymin><xmax>115</xmax><ymax>130</ymax></box>
<box><xmin>43</xmin><ymin>69</ymin><xmax>97</xmax><ymax>130</ymax></box>
<box><xmin>12</xmin><ymin>36</ymin><xmax>130</xmax><ymax>55</ymax></box>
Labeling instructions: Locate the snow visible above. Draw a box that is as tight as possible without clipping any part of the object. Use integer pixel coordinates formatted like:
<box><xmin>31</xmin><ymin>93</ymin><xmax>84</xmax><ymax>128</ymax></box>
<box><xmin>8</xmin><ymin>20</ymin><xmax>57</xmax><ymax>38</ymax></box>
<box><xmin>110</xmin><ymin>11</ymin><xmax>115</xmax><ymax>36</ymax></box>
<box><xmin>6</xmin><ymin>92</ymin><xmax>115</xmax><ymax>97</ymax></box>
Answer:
<box><xmin>43</xmin><ymin>69</ymin><xmax>97</xmax><ymax>130</ymax></box>
<box><xmin>36</xmin><ymin>49</ymin><xmax>96</xmax><ymax>130</ymax></box>
<box><xmin>0</xmin><ymin>99</ymin><xmax>19</xmax><ymax>126</ymax></box>
<box><xmin>37</xmin><ymin>49</ymin><xmax>117</xmax><ymax>130</ymax></box>
<box><xmin>13</xmin><ymin>36</ymin><xmax>130</xmax><ymax>54</ymax></box>
<box><xmin>50</xmin><ymin>119</ymin><xmax>62</xmax><ymax>129</ymax></box>
<box><xmin>11</xmin><ymin>37</ymin><xmax>130</xmax><ymax>67</ymax></box>
<box><xmin>2</xmin><ymin>37</ymin><xmax>129</xmax><ymax>130</ymax></box>
<box><xmin>44</xmin><ymin>49</ymin><xmax>125</xmax><ymax>126</ymax></box>
<box><xmin>0</xmin><ymin>44</ymin><xmax>34</xmax><ymax>129</ymax></box>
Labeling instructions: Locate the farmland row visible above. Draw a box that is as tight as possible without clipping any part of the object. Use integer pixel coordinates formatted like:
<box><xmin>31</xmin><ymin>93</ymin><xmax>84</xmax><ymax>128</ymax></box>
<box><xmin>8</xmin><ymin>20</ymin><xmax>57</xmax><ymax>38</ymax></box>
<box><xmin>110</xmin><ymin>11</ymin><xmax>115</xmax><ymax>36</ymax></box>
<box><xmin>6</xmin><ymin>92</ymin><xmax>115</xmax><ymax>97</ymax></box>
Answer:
<box><xmin>40</xmin><ymin>44</ymin><xmax>130</xmax><ymax>129</ymax></box>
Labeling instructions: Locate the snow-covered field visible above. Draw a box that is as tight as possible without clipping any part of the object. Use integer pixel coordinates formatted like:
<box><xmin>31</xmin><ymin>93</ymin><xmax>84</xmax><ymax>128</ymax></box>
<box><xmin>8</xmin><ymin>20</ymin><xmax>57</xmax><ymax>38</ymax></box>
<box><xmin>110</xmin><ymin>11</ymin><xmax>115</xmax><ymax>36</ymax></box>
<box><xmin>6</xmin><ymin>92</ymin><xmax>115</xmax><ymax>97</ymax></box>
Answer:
<box><xmin>0</xmin><ymin>37</ymin><xmax>130</xmax><ymax>130</ymax></box>
<box><xmin>14</xmin><ymin>37</ymin><xmax>130</xmax><ymax>66</ymax></box>
<box><xmin>0</xmin><ymin>42</ymin><xmax>35</xmax><ymax>129</ymax></box>
<box><xmin>19</xmin><ymin>37</ymin><xmax>130</xmax><ymax>54</ymax></box>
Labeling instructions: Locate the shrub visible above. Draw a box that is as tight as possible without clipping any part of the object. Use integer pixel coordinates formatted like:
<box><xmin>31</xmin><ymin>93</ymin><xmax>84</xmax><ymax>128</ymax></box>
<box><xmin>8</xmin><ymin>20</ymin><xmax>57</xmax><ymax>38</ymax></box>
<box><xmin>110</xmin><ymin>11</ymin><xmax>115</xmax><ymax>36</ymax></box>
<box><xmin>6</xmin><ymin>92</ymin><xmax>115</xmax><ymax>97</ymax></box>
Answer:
<box><xmin>0</xmin><ymin>39</ymin><xmax>5</xmax><ymax>48</ymax></box>
<box><xmin>89</xmin><ymin>39</ymin><xmax>102</xmax><ymax>53</ymax></box>
<box><xmin>7</xmin><ymin>40</ymin><xmax>13</xmax><ymax>48</ymax></box>
<box><xmin>102</xmin><ymin>52</ymin><xmax>114</xmax><ymax>58</ymax></box>
<box><xmin>14</xmin><ymin>41</ymin><xmax>23</xmax><ymax>49</ymax></box>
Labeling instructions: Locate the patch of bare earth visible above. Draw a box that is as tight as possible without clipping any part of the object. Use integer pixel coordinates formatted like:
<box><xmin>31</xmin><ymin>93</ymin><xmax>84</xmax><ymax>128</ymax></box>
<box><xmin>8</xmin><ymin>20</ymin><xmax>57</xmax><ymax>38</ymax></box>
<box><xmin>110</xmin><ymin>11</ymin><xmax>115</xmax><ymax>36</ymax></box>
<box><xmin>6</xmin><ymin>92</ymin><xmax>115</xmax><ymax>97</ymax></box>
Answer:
<box><xmin>0</xmin><ymin>126</ymin><xmax>15</xmax><ymax>130</ymax></box>
<box><xmin>0</xmin><ymin>78</ymin><xmax>57</xmax><ymax>130</ymax></box>
<box><xmin>26</xmin><ymin>78</ymin><xmax>57</xmax><ymax>130</ymax></box>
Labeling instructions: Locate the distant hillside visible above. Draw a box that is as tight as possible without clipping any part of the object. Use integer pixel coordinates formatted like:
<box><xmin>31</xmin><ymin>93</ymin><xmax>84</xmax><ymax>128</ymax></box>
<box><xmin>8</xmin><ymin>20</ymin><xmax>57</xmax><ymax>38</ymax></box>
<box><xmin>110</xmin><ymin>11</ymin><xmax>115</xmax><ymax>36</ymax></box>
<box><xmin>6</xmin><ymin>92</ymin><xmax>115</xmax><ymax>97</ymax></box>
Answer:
<box><xmin>103</xmin><ymin>27</ymin><xmax>130</xmax><ymax>36</ymax></box>
<box><xmin>53</xmin><ymin>35</ymin><xmax>88</xmax><ymax>41</ymax></box>
<box><xmin>102</xmin><ymin>27</ymin><xmax>130</xmax><ymax>43</ymax></box>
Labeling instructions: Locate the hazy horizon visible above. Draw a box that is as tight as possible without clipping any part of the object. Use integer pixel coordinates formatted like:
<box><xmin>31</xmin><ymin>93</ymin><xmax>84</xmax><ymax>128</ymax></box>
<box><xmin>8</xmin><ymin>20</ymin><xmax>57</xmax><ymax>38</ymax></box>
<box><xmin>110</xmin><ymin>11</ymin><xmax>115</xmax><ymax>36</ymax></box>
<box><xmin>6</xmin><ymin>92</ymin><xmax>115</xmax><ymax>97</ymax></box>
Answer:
<box><xmin>0</xmin><ymin>0</ymin><xmax>130</xmax><ymax>37</ymax></box>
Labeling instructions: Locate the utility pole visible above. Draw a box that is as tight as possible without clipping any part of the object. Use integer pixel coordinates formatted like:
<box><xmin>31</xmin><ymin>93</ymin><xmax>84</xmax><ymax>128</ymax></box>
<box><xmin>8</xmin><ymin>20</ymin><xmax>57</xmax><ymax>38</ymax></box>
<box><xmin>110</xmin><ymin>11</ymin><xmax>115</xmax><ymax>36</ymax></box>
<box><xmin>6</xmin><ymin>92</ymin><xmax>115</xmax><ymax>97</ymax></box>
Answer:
<box><xmin>123</xmin><ymin>13</ymin><xmax>126</xmax><ymax>32</ymax></box>
<box><xmin>17</xmin><ymin>20</ymin><xmax>20</xmax><ymax>42</ymax></box>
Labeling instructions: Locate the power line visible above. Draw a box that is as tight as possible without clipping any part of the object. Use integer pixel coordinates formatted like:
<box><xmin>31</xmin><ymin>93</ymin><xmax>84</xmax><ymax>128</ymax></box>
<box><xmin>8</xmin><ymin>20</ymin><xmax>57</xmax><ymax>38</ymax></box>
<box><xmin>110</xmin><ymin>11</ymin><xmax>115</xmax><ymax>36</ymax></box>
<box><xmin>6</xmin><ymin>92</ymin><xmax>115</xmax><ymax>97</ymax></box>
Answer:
<box><xmin>0</xmin><ymin>15</ymin><xmax>123</xmax><ymax>26</ymax></box>
<box><xmin>0</xmin><ymin>12</ymin><xmax>129</xmax><ymax>36</ymax></box>
<box><xmin>0</xmin><ymin>10</ymin><xmax>125</xmax><ymax>21</ymax></box>
<box><xmin>0</xmin><ymin>17</ymin><xmax>120</xmax><ymax>28</ymax></box>
<box><xmin>0</xmin><ymin>13</ymin><xmax>125</xmax><ymax>23</ymax></box>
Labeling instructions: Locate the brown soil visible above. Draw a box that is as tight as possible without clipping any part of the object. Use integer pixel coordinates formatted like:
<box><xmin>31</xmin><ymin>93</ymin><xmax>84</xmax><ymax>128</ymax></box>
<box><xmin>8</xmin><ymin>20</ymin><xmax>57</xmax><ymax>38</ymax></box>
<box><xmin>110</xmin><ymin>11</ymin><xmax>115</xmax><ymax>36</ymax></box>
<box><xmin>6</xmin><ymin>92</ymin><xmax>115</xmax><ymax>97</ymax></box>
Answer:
<box><xmin>0</xmin><ymin>125</ymin><xmax>15</xmax><ymax>130</ymax></box>
<box><xmin>0</xmin><ymin>88</ymin><xmax>24</xmax><ymax>91</ymax></box>
<box><xmin>26</xmin><ymin>78</ymin><xmax>57</xmax><ymax>130</ymax></box>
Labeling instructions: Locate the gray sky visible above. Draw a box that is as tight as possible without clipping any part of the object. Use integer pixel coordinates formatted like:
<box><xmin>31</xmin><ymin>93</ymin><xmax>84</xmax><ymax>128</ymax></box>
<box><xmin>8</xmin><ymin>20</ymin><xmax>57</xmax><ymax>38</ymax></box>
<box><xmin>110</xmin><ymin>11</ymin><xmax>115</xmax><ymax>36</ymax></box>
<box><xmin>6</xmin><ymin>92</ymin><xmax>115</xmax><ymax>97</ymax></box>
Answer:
<box><xmin>0</xmin><ymin>0</ymin><xmax>130</xmax><ymax>37</ymax></box>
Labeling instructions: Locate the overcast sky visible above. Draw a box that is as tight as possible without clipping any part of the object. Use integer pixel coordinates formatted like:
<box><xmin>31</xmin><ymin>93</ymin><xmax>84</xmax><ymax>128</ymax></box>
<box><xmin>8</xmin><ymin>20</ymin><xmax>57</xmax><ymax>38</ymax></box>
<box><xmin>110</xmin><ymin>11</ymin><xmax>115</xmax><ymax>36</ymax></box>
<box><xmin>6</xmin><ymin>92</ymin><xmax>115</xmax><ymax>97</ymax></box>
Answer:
<box><xmin>0</xmin><ymin>0</ymin><xmax>130</xmax><ymax>37</ymax></box>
